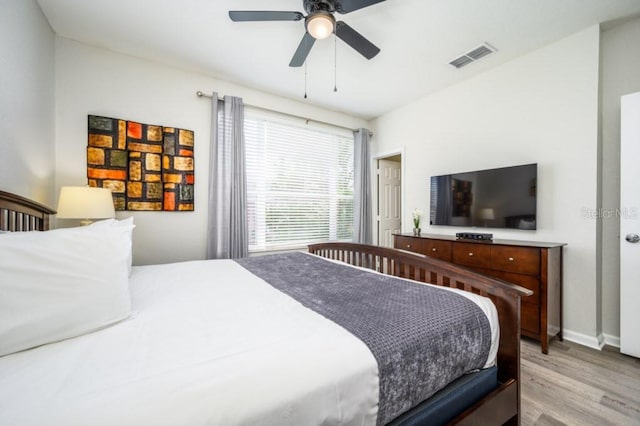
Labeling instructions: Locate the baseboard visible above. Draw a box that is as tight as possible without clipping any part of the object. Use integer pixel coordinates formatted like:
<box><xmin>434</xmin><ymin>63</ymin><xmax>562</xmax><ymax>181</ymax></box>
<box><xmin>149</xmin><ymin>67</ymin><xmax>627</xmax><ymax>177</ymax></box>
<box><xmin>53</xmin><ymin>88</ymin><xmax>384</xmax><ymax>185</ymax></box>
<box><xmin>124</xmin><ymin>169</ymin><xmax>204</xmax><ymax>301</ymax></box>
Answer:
<box><xmin>558</xmin><ymin>330</ymin><xmax>622</xmax><ymax>350</ymax></box>
<box><xmin>603</xmin><ymin>333</ymin><xmax>621</xmax><ymax>348</ymax></box>
<box><xmin>562</xmin><ymin>329</ymin><xmax>605</xmax><ymax>350</ymax></box>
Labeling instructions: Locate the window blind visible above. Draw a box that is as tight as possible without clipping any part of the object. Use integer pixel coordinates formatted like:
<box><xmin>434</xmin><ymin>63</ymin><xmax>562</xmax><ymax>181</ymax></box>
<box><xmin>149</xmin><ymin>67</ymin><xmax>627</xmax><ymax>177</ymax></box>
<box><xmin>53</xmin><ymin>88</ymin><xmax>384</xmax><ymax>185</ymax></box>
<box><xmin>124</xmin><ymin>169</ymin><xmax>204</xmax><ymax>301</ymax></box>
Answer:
<box><xmin>244</xmin><ymin>110</ymin><xmax>354</xmax><ymax>252</ymax></box>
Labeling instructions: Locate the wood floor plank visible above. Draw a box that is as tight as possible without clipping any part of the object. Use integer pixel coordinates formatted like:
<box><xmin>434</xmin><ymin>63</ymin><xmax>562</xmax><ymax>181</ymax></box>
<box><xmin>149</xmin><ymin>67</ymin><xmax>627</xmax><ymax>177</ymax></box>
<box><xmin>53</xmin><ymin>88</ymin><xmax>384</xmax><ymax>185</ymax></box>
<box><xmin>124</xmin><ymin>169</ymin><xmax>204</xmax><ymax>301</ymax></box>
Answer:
<box><xmin>520</xmin><ymin>338</ymin><xmax>640</xmax><ymax>426</ymax></box>
<box><xmin>522</xmin><ymin>339</ymin><xmax>640</xmax><ymax>398</ymax></box>
<box><xmin>535</xmin><ymin>413</ymin><xmax>569</xmax><ymax>426</ymax></box>
<box><xmin>523</xmin><ymin>346</ymin><xmax>640</xmax><ymax>405</ymax></box>
<box><xmin>600</xmin><ymin>392</ymin><xmax>640</xmax><ymax>420</ymax></box>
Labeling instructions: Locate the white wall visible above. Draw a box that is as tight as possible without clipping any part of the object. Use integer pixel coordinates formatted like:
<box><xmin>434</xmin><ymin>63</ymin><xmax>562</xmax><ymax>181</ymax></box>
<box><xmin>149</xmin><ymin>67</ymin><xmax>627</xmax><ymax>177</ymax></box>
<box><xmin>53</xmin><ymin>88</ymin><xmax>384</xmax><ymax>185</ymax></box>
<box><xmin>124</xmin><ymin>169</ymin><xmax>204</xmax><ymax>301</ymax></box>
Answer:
<box><xmin>0</xmin><ymin>0</ymin><xmax>55</xmax><ymax>205</ymax></box>
<box><xmin>371</xmin><ymin>26</ymin><xmax>602</xmax><ymax>345</ymax></box>
<box><xmin>54</xmin><ymin>37</ymin><xmax>368</xmax><ymax>266</ymax></box>
<box><xmin>600</xmin><ymin>17</ymin><xmax>640</xmax><ymax>343</ymax></box>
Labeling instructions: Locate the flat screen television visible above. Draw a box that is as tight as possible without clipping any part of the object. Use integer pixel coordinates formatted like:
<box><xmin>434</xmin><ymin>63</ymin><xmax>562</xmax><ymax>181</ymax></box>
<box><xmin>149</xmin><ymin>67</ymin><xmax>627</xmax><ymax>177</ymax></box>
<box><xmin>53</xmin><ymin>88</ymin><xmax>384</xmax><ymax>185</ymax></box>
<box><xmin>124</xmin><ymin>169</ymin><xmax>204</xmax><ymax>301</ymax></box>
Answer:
<box><xmin>430</xmin><ymin>163</ymin><xmax>537</xmax><ymax>230</ymax></box>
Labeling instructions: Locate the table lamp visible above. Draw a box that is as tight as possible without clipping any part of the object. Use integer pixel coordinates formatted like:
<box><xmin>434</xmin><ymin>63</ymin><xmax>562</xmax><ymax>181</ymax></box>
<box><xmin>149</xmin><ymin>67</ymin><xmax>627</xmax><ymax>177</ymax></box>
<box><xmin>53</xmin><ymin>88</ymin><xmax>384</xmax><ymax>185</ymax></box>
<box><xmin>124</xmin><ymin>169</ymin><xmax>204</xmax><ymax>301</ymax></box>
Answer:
<box><xmin>56</xmin><ymin>186</ymin><xmax>116</xmax><ymax>225</ymax></box>
<box><xmin>478</xmin><ymin>208</ymin><xmax>495</xmax><ymax>227</ymax></box>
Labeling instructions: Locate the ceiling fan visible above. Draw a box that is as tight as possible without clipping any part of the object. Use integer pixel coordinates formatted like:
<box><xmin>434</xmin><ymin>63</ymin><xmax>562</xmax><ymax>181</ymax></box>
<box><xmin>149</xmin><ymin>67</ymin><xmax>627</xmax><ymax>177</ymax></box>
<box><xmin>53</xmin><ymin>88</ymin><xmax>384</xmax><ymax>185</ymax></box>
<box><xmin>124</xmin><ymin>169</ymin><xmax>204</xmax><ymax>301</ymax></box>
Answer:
<box><xmin>229</xmin><ymin>0</ymin><xmax>385</xmax><ymax>67</ymax></box>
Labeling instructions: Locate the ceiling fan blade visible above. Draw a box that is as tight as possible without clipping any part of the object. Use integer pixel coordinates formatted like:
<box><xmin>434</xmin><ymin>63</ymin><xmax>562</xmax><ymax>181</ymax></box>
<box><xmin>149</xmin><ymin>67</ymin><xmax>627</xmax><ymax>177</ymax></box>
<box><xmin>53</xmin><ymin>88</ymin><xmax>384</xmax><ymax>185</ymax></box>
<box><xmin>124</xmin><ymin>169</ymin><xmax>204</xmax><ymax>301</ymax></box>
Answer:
<box><xmin>333</xmin><ymin>0</ymin><xmax>386</xmax><ymax>14</ymax></box>
<box><xmin>335</xmin><ymin>21</ymin><xmax>380</xmax><ymax>60</ymax></box>
<box><xmin>229</xmin><ymin>11</ymin><xmax>304</xmax><ymax>22</ymax></box>
<box><xmin>289</xmin><ymin>32</ymin><xmax>316</xmax><ymax>67</ymax></box>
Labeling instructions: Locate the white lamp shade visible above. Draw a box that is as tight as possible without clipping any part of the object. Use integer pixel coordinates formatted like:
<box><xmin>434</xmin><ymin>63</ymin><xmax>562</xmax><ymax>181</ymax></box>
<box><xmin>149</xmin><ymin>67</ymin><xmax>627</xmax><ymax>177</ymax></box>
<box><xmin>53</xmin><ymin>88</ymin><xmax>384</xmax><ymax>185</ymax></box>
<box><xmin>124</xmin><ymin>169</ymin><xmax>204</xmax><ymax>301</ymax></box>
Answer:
<box><xmin>57</xmin><ymin>187</ymin><xmax>116</xmax><ymax>220</ymax></box>
<box><xmin>306</xmin><ymin>13</ymin><xmax>334</xmax><ymax>40</ymax></box>
<box><xmin>478</xmin><ymin>208</ymin><xmax>496</xmax><ymax>220</ymax></box>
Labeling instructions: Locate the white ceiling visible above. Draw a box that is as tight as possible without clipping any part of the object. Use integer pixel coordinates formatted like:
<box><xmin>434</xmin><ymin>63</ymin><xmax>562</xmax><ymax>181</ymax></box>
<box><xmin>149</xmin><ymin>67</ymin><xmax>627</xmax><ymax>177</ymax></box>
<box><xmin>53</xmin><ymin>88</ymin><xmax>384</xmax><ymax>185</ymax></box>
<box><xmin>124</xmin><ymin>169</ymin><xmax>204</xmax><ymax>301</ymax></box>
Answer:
<box><xmin>37</xmin><ymin>0</ymin><xmax>640</xmax><ymax>120</ymax></box>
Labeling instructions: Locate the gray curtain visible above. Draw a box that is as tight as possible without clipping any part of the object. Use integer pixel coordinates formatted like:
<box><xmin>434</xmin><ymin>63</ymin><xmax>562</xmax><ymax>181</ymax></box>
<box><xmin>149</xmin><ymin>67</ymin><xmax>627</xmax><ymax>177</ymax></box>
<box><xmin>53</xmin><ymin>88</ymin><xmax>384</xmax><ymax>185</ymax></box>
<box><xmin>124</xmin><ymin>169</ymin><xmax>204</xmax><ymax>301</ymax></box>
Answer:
<box><xmin>206</xmin><ymin>93</ymin><xmax>248</xmax><ymax>259</ymax></box>
<box><xmin>353</xmin><ymin>128</ymin><xmax>372</xmax><ymax>244</ymax></box>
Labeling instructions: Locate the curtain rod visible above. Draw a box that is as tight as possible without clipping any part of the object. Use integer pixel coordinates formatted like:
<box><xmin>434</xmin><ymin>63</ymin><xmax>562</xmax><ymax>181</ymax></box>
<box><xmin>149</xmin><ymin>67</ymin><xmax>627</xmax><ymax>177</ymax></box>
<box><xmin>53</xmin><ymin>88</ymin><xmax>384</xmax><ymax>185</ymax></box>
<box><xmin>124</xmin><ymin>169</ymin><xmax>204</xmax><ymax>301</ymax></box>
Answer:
<box><xmin>195</xmin><ymin>91</ymin><xmax>373</xmax><ymax>137</ymax></box>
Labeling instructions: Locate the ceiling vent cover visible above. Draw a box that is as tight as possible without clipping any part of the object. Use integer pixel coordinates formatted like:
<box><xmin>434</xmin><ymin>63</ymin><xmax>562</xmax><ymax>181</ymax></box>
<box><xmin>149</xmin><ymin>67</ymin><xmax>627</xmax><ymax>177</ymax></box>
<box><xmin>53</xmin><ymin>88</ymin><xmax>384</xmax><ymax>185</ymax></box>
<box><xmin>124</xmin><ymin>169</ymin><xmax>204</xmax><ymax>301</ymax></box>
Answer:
<box><xmin>449</xmin><ymin>43</ymin><xmax>497</xmax><ymax>69</ymax></box>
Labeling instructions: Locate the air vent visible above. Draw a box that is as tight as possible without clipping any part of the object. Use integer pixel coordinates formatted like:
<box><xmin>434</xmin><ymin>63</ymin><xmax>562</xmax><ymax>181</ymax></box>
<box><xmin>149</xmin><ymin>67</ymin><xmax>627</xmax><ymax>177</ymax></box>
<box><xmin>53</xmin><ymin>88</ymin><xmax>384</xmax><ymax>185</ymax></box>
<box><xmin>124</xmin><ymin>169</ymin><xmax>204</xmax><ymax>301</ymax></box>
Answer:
<box><xmin>449</xmin><ymin>43</ymin><xmax>497</xmax><ymax>69</ymax></box>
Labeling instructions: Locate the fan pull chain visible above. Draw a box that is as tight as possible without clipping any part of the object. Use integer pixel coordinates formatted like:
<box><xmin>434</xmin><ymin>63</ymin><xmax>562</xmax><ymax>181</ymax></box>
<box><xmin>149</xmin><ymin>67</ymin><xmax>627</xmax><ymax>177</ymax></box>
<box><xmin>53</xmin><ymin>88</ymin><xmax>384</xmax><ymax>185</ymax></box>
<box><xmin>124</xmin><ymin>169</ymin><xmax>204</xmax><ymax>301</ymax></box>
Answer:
<box><xmin>304</xmin><ymin>60</ymin><xmax>308</xmax><ymax>99</ymax></box>
<box><xmin>333</xmin><ymin>33</ymin><xmax>338</xmax><ymax>92</ymax></box>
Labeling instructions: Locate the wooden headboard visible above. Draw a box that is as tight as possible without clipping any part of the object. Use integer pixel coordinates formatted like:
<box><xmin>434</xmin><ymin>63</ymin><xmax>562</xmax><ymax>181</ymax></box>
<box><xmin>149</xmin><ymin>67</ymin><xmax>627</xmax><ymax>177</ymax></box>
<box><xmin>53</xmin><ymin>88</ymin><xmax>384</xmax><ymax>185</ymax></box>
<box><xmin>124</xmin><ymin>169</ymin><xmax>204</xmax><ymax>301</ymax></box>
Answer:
<box><xmin>0</xmin><ymin>190</ymin><xmax>56</xmax><ymax>231</ymax></box>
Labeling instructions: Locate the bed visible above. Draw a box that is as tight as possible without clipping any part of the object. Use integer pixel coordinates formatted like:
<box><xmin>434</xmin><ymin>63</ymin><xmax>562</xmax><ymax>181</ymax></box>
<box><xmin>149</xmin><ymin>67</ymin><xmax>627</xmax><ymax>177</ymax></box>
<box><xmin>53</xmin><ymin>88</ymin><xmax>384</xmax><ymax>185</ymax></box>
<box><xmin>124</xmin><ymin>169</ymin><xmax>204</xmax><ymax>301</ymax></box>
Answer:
<box><xmin>0</xmin><ymin>190</ymin><xmax>531</xmax><ymax>425</ymax></box>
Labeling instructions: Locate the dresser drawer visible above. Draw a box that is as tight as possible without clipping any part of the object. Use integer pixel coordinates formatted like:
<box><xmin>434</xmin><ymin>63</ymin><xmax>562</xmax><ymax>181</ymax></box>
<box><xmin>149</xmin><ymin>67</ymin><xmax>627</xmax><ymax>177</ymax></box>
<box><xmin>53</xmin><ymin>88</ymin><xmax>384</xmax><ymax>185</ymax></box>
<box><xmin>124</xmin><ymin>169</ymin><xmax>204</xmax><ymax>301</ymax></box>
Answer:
<box><xmin>395</xmin><ymin>235</ymin><xmax>425</xmax><ymax>253</ymax></box>
<box><xmin>489</xmin><ymin>270</ymin><xmax>540</xmax><ymax>306</ymax></box>
<box><xmin>423</xmin><ymin>240</ymin><xmax>452</xmax><ymax>262</ymax></box>
<box><xmin>491</xmin><ymin>246</ymin><xmax>540</xmax><ymax>275</ymax></box>
<box><xmin>452</xmin><ymin>243</ymin><xmax>492</xmax><ymax>269</ymax></box>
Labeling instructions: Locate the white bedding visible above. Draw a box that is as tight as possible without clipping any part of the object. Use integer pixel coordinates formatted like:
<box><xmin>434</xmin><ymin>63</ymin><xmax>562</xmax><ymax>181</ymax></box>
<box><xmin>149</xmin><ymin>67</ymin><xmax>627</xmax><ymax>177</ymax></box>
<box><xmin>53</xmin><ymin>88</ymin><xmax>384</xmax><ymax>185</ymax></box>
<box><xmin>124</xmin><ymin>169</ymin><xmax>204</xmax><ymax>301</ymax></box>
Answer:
<box><xmin>0</xmin><ymin>254</ymin><xmax>498</xmax><ymax>426</ymax></box>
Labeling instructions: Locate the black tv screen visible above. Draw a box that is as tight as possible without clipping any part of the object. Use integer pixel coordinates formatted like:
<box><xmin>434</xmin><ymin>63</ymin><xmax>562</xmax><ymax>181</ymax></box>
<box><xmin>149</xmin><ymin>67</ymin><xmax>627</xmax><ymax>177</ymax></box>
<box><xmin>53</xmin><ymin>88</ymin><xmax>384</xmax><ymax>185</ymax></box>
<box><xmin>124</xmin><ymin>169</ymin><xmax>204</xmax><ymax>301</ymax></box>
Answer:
<box><xmin>430</xmin><ymin>163</ymin><xmax>537</xmax><ymax>230</ymax></box>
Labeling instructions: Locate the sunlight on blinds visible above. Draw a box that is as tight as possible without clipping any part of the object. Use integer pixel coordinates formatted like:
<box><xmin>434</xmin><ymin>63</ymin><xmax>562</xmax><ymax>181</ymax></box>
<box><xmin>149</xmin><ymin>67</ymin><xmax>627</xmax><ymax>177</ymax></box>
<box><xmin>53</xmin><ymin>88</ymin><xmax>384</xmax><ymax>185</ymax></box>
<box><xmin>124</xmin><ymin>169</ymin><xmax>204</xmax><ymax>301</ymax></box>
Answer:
<box><xmin>244</xmin><ymin>111</ymin><xmax>354</xmax><ymax>252</ymax></box>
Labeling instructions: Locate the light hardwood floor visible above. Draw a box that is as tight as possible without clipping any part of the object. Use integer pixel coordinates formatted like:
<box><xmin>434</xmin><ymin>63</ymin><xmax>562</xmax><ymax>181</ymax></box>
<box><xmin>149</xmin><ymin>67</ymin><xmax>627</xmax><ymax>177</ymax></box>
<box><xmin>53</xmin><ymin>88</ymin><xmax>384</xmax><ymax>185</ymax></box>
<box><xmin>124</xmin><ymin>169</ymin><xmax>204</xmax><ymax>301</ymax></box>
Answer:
<box><xmin>520</xmin><ymin>338</ymin><xmax>640</xmax><ymax>425</ymax></box>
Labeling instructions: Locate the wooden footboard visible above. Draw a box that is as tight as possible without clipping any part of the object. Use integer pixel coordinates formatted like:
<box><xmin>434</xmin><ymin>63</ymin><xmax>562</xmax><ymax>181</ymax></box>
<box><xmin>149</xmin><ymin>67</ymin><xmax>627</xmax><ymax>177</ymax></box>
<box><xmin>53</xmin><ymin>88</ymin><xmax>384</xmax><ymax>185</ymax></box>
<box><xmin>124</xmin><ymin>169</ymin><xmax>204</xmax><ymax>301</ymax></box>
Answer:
<box><xmin>309</xmin><ymin>242</ymin><xmax>532</xmax><ymax>426</ymax></box>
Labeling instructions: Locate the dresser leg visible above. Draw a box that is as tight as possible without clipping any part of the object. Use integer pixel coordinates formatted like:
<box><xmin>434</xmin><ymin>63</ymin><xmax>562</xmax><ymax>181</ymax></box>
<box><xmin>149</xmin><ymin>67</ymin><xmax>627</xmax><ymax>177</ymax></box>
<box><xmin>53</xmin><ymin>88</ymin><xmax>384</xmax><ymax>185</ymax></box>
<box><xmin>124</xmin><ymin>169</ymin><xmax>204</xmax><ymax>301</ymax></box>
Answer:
<box><xmin>541</xmin><ymin>335</ymin><xmax>549</xmax><ymax>354</ymax></box>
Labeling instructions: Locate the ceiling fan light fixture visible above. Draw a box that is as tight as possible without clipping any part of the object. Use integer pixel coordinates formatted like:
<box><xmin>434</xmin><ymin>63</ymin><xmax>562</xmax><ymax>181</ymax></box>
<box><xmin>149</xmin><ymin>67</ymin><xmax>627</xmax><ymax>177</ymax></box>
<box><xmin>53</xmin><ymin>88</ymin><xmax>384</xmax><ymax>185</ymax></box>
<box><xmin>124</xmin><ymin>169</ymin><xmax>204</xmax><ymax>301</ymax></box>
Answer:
<box><xmin>306</xmin><ymin>12</ymin><xmax>335</xmax><ymax>40</ymax></box>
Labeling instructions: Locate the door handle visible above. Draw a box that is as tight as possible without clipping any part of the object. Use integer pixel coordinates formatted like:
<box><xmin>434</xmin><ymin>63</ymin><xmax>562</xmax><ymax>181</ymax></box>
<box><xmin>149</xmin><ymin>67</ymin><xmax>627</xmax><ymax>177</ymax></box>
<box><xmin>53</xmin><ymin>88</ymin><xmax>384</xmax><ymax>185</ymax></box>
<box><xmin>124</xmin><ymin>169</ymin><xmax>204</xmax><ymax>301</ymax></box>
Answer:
<box><xmin>625</xmin><ymin>233</ymin><xmax>640</xmax><ymax>243</ymax></box>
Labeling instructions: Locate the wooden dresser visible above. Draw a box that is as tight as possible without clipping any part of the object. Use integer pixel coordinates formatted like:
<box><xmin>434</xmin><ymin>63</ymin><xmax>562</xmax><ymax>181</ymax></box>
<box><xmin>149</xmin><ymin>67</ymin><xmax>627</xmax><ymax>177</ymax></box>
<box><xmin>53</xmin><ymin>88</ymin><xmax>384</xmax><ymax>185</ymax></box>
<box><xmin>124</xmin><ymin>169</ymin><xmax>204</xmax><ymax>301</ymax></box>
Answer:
<box><xmin>394</xmin><ymin>233</ymin><xmax>565</xmax><ymax>354</ymax></box>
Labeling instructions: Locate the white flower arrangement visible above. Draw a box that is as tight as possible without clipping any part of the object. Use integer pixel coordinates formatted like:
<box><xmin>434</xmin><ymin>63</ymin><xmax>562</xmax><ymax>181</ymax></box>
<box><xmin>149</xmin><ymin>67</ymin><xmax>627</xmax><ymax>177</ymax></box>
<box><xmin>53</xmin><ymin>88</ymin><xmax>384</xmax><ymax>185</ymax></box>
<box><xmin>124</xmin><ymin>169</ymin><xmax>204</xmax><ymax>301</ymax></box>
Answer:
<box><xmin>412</xmin><ymin>208</ymin><xmax>423</xmax><ymax>229</ymax></box>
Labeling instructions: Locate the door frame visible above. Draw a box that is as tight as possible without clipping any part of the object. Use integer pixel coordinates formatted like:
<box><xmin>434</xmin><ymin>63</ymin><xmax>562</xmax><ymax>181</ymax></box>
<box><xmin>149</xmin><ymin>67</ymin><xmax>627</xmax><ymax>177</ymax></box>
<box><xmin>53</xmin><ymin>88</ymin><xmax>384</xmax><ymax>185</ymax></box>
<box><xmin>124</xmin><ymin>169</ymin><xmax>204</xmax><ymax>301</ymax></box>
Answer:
<box><xmin>373</xmin><ymin>148</ymin><xmax>405</xmax><ymax>246</ymax></box>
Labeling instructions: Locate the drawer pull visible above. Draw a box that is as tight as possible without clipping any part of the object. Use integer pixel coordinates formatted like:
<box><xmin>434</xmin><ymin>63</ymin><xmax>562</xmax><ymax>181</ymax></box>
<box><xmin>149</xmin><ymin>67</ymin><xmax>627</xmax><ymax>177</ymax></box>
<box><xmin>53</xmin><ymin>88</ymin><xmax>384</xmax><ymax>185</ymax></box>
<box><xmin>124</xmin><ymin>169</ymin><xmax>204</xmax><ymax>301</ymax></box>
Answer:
<box><xmin>468</xmin><ymin>252</ymin><xmax>474</xmax><ymax>257</ymax></box>
<box><xmin>508</xmin><ymin>257</ymin><xmax>515</xmax><ymax>262</ymax></box>
<box><xmin>431</xmin><ymin>248</ymin><xmax>437</xmax><ymax>252</ymax></box>
<box><xmin>406</xmin><ymin>244</ymin><xmax>411</xmax><ymax>248</ymax></box>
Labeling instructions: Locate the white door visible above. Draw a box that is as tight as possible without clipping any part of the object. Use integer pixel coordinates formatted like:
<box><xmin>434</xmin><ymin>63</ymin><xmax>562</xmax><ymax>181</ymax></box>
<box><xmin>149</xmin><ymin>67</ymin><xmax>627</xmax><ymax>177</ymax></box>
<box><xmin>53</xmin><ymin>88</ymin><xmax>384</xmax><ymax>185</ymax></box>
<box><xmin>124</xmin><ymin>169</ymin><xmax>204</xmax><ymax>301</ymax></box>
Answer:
<box><xmin>620</xmin><ymin>91</ymin><xmax>640</xmax><ymax>358</ymax></box>
<box><xmin>378</xmin><ymin>159</ymin><xmax>401</xmax><ymax>247</ymax></box>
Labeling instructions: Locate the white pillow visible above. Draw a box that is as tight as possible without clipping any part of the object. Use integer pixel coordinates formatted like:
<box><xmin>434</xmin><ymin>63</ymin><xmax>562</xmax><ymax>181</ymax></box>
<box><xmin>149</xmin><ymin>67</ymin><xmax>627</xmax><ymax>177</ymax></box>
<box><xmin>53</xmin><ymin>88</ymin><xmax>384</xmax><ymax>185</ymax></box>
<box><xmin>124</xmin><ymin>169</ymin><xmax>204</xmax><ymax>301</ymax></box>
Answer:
<box><xmin>89</xmin><ymin>217</ymin><xmax>135</xmax><ymax>275</ymax></box>
<box><xmin>518</xmin><ymin>219</ymin><xmax>536</xmax><ymax>230</ymax></box>
<box><xmin>0</xmin><ymin>223</ymin><xmax>132</xmax><ymax>356</ymax></box>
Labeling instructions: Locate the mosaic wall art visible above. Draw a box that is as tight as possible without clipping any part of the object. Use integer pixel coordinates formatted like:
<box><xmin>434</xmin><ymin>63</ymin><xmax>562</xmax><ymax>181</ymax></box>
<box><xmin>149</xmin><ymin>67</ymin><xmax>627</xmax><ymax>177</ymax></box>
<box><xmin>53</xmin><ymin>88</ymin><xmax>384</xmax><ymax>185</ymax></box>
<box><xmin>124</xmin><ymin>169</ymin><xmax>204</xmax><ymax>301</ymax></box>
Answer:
<box><xmin>87</xmin><ymin>115</ymin><xmax>194</xmax><ymax>211</ymax></box>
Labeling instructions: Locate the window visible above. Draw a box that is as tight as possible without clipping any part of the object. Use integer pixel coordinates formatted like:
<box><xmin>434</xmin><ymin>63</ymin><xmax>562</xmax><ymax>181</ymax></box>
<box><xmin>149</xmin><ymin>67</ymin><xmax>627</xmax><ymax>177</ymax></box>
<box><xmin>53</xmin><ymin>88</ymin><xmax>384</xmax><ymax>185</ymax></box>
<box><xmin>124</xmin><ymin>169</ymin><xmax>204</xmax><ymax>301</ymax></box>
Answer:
<box><xmin>244</xmin><ymin>109</ymin><xmax>354</xmax><ymax>252</ymax></box>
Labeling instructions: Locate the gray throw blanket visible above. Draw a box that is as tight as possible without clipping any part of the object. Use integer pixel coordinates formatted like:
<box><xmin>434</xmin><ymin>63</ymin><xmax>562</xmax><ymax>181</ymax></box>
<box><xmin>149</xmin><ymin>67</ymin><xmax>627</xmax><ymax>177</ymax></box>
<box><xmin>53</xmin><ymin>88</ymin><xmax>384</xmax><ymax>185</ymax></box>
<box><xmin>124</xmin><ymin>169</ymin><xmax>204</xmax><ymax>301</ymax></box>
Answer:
<box><xmin>235</xmin><ymin>252</ymin><xmax>491</xmax><ymax>425</ymax></box>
